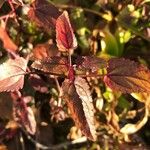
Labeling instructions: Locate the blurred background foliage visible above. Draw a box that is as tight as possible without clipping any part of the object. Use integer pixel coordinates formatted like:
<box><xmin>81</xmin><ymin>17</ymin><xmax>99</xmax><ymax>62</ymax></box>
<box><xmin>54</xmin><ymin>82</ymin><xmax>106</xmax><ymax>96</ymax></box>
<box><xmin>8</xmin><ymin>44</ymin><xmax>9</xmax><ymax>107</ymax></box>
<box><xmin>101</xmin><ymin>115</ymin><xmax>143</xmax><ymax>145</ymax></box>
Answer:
<box><xmin>0</xmin><ymin>0</ymin><xmax>150</xmax><ymax>149</ymax></box>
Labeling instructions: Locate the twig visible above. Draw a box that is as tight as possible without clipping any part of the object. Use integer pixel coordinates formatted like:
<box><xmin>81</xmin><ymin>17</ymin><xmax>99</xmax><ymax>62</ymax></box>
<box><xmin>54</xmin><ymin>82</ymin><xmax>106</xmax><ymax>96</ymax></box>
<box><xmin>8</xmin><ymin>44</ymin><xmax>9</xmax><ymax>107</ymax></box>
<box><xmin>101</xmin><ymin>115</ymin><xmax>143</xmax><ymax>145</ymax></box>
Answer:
<box><xmin>5</xmin><ymin>69</ymin><xmax>104</xmax><ymax>80</ymax></box>
<box><xmin>19</xmin><ymin>132</ymin><xmax>25</xmax><ymax>150</ymax></box>
<box><xmin>8</xmin><ymin>0</ymin><xmax>15</xmax><ymax>12</ymax></box>
<box><xmin>0</xmin><ymin>0</ymin><xmax>19</xmax><ymax>25</ymax></box>
<box><xmin>55</xmin><ymin>4</ymin><xmax>110</xmax><ymax>21</ymax></box>
<box><xmin>54</xmin><ymin>77</ymin><xmax>63</xmax><ymax>107</ymax></box>
<box><xmin>76</xmin><ymin>73</ymin><xmax>104</xmax><ymax>79</ymax></box>
<box><xmin>0</xmin><ymin>13</ymin><xmax>14</xmax><ymax>20</ymax></box>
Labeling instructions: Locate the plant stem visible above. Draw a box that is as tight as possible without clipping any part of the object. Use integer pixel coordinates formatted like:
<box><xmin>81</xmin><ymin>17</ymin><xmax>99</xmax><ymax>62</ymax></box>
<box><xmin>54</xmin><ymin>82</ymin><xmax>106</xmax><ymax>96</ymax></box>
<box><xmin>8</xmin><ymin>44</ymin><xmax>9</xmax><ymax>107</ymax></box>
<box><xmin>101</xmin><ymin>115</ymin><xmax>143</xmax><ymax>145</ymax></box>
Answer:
<box><xmin>55</xmin><ymin>4</ymin><xmax>110</xmax><ymax>21</ymax></box>
<box><xmin>8</xmin><ymin>70</ymin><xmax>104</xmax><ymax>80</ymax></box>
<box><xmin>68</xmin><ymin>51</ymin><xmax>72</xmax><ymax>67</ymax></box>
<box><xmin>54</xmin><ymin>77</ymin><xmax>63</xmax><ymax>107</ymax></box>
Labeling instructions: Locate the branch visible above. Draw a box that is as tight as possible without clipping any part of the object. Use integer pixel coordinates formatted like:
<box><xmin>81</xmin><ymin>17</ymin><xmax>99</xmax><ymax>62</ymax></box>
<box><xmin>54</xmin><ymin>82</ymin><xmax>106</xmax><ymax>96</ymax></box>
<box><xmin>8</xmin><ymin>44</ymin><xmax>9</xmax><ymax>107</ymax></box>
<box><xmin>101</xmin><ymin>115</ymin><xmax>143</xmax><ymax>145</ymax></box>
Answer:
<box><xmin>55</xmin><ymin>4</ymin><xmax>111</xmax><ymax>21</ymax></box>
<box><xmin>21</xmin><ymin>127</ymin><xmax>87</xmax><ymax>150</ymax></box>
<box><xmin>27</xmin><ymin>70</ymin><xmax>104</xmax><ymax>79</ymax></box>
<box><xmin>54</xmin><ymin>77</ymin><xmax>63</xmax><ymax>107</ymax></box>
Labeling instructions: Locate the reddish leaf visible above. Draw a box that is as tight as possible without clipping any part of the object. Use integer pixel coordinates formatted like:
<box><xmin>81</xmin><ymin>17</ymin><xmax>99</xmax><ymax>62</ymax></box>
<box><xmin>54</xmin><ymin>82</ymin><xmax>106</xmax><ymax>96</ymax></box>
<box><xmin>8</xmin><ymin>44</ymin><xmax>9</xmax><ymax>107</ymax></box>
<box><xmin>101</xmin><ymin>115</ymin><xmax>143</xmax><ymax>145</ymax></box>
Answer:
<box><xmin>76</xmin><ymin>56</ymin><xmax>107</xmax><ymax>73</ymax></box>
<box><xmin>0</xmin><ymin>27</ymin><xmax>18</xmax><ymax>52</ymax></box>
<box><xmin>28</xmin><ymin>0</ymin><xmax>61</xmax><ymax>31</ymax></box>
<box><xmin>56</xmin><ymin>11</ymin><xmax>77</xmax><ymax>52</ymax></box>
<box><xmin>32</xmin><ymin>56</ymin><xmax>68</xmax><ymax>75</ymax></box>
<box><xmin>0</xmin><ymin>56</ymin><xmax>28</xmax><ymax>92</ymax></box>
<box><xmin>13</xmin><ymin>97</ymin><xmax>36</xmax><ymax>135</ymax></box>
<box><xmin>25</xmin><ymin>106</ymin><xmax>36</xmax><ymax>134</ymax></box>
<box><xmin>104</xmin><ymin>58</ymin><xmax>150</xmax><ymax>93</ymax></box>
<box><xmin>62</xmin><ymin>77</ymin><xmax>96</xmax><ymax>141</ymax></box>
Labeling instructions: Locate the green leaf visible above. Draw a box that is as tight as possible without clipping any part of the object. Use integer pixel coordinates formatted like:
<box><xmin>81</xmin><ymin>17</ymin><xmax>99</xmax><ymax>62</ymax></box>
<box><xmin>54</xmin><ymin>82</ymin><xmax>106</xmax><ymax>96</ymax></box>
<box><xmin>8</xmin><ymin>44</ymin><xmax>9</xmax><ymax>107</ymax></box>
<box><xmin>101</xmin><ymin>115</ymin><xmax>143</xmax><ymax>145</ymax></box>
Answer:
<box><xmin>118</xmin><ymin>96</ymin><xmax>131</xmax><ymax>109</ymax></box>
<box><xmin>101</xmin><ymin>29</ymin><xmax>120</xmax><ymax>56</ymax></box>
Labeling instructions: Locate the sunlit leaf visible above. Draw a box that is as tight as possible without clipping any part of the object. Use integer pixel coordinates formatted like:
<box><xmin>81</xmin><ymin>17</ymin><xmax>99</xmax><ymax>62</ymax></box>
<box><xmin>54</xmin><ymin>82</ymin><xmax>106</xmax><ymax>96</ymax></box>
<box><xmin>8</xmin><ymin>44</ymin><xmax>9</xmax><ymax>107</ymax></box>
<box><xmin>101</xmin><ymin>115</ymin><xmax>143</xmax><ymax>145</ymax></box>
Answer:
<box><xmin>104</xmin><ymin>58</ymin><xmax>150</xmax><ymax>93</ymax></box>
<box><xmin>0</xmin><ymin>56</ymin><xmax>28</xmax><ymax>92</ymax></box>
<box><xmin>32</xmin><ymin>56</ymin><xmax>68</xmax><ymax>75</ymax></box>
<box><xmin>62</xmin><ymin>77</ymin><xmax>96</xmax><ymax>141</ymax></box>
<box><xmin>100</xmin><ymin>29</ymin><xmax>120</xmax><ymax>56</ymax></box>
<box><xmin>76</xmin><ymin>56</ymin><xmax>107</xmax><ymax>73</ymax></box>
<box><xmin>130</xmin><ymin>93</ymin><xmax>149</xmax><ymax>103</ymax></box>
<box><xmin>56</xmin><ymin>11</ymin><xmax>77</xmax><ymax>52</ymax></box>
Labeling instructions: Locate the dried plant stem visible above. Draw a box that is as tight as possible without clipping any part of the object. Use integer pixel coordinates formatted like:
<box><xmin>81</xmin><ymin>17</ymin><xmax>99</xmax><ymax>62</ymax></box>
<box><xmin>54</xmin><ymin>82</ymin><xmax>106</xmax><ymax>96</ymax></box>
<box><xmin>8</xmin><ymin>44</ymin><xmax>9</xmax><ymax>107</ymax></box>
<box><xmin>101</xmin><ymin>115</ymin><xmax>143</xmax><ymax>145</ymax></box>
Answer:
<box><xmin>0</xmin><ymin>14</ymin><xmax>13</xmax><ymax>20</ymax></box>
<box><xmin>0</xmin><ymin>0</ymin><xmax>19</xmax><ymax>25</ymax></box>
<box><xmin>54</xmin><ymin>77</ymin><xmax>63</xmax><ymax>107</ymax></box>
<box><xmin>19</xmin><ymin>132</ymin><xmax>25</xmax><ymax>150</ymax></box>
<box><xmin>8</xmin><ymin>0</ymin><xmax>15</xmax><ymax>12</ymax></box>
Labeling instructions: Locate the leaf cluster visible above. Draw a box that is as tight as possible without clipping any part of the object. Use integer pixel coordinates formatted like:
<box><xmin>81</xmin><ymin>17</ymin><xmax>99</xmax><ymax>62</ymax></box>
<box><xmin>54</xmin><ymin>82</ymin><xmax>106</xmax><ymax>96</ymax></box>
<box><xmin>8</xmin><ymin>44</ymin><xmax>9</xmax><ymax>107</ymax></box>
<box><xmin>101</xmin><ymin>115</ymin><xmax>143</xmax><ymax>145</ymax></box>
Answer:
<box><xmin>0</xmin><ymin>0</ymin><xmax>150</xmax><ymax>149</ymax></box>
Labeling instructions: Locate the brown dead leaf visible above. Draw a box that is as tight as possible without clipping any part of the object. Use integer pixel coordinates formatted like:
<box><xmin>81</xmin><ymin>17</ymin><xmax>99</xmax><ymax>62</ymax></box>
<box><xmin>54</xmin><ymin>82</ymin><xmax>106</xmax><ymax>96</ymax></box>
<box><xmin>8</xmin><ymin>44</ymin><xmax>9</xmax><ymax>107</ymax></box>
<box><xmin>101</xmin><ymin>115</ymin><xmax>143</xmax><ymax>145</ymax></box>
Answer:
<box><xmin>0</xmin><ymin>27</ymin><xmax>18</xmax><ymax>52</ymax></box>
<box><xmin>32</xmin><ymin>42</ymin><xmax>59</xmax><ymax>60</ymax></box>
<box><xmin>0</xmin><ymin>145</ymin><xmax>7</xmax><ymax>150</ymax></box>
